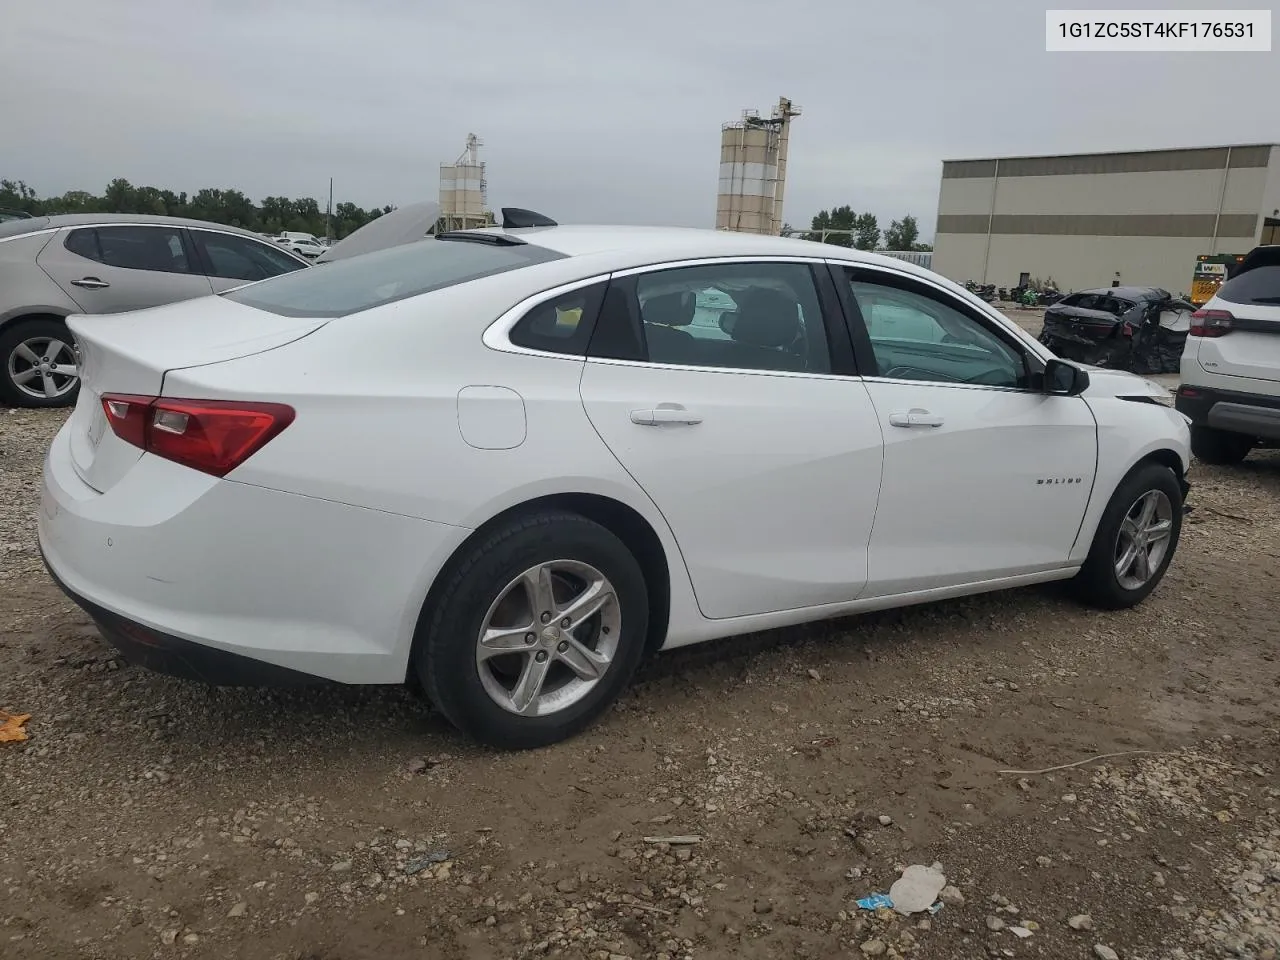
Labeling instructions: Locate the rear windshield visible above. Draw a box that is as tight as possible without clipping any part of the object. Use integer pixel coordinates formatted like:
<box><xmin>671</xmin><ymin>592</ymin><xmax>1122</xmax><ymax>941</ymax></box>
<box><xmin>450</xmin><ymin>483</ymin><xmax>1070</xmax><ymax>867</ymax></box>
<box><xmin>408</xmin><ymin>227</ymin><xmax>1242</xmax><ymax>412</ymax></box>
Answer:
<box><xmin>224</xmin><ymin>238</ymin><xmax>565</xmax><ymax>318</ymax></box>
<box><xmin>1217</xmin><ymin>264</ymin><xmax>1280</xmax><ymax>306</ymax></box>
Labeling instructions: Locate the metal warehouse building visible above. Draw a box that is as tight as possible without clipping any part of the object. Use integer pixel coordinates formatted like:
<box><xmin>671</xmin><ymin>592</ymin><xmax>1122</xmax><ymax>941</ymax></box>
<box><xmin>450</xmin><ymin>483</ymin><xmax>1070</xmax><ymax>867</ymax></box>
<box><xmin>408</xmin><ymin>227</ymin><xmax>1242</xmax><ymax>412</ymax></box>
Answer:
<box><xmin>932</xmin><ymin>144</ymin><xmax>1280</xmax><ymax>296</ymax></box>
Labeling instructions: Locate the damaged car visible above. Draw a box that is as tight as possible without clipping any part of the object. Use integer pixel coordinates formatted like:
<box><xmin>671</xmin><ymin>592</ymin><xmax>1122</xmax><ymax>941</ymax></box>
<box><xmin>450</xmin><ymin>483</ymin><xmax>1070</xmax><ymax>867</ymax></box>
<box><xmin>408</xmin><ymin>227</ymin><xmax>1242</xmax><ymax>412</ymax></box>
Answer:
<box><xmin>1038</xmin><ymin>286</ymin><xmax>1195</xmax><ymax>375</ymax></box>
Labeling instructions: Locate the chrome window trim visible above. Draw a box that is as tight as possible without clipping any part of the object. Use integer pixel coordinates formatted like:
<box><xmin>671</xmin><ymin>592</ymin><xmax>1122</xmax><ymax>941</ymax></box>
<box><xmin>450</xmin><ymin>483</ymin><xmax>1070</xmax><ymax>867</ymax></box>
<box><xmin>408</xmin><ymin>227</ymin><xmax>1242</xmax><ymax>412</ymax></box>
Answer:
<box><xmin>483</xmin><ymin>255</ymin><xmax>834</xmax><ymax>369</ymax></box>
<box><xmin>481</xmin><ymin>254</ymin><xmax>1060</xmax><ymax>391</ymax></box>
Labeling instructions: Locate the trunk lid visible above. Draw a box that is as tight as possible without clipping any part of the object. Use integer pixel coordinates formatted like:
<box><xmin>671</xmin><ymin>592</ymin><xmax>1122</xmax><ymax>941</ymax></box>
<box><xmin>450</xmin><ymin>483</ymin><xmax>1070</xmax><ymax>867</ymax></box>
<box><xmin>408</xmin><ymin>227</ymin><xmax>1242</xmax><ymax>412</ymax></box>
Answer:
<box><xmin>65</xmin><ymin>296</ymin><xmax>326</xmax><ymax>493</ymax></box>
<box><xmin>315</xmin><ymin>201</ymin><xmax>442</xmax><ymax>263</ymax></box>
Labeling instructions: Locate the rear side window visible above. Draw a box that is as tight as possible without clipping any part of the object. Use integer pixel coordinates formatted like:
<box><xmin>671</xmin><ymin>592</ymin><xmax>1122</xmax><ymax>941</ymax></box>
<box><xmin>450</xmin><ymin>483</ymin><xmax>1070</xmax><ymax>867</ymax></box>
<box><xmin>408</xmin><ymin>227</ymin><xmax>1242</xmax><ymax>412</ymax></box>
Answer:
<box><xmin>1217</xmin><ymin>265</ymin><xmax>1280</xmax><ymax>306</ymax></box>
<box><xmin>224</xmin><ymin>238</ymin><xmax>565</xmax><ymax>318</ymax></box>
<box><xmin>64</xmin><ymin>228</ymin><xmax>101</xmax><ymax>261</ymax></box>
<box><xmin>65</xmin><ymin>225</ymin><xmax>193</xmax><ymax>274</ymax></box>
<box><xmin>509</xmin><ymin>283</ymin><xmax>606</xmax><ymax>356</ymax></box>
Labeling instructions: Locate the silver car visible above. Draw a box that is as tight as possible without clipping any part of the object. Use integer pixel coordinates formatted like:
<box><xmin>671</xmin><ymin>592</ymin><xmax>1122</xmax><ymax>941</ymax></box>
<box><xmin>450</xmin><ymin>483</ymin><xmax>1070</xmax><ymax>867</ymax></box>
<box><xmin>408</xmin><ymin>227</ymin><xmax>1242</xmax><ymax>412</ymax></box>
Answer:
<box><xmin>0</xmin><ymin>214</ymin><xmax>311</xmax><ymax>407</ymax></box>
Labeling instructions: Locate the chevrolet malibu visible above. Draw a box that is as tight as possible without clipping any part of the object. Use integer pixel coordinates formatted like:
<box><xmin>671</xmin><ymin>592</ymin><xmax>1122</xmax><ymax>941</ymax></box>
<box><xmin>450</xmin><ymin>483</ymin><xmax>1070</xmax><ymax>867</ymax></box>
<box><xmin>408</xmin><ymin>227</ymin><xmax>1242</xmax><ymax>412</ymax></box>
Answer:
<box><xmin>39</xmin><ymin>213</ymin><xmax>1192</xmax><ymax>748</ymax></box>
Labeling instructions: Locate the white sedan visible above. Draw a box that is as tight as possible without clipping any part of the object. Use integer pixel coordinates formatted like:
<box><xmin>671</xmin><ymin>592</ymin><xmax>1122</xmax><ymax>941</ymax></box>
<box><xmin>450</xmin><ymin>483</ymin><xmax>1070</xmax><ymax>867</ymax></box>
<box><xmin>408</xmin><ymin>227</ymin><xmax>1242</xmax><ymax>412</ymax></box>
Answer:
<box><xmin>278</xmin><ymin>237</ymin><xmax>326</xmax><ymax>259</ymax></box>
<box><xmin>38</xmin><ymin>211</ymin><xmax>1191</xmax><ymax>748</ymax></box>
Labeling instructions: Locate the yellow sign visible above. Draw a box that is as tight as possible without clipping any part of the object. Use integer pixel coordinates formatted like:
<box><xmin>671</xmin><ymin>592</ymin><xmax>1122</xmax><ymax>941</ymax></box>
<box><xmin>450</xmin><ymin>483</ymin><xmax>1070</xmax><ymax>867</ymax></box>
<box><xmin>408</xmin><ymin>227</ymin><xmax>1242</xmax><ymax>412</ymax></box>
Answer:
<box><xmin>1191</xmin><ymin>278</ymin><xmax>1221</xmax><ymax>306</ymax></box>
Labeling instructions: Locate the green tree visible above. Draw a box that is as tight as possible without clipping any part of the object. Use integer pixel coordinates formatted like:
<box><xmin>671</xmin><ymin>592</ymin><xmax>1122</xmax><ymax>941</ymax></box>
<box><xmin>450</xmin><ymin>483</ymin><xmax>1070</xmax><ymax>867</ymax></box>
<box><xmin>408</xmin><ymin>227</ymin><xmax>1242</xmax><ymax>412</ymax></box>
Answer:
<box><xmin>53</xmin><ymin>190</ymin><xmax>99</xmax><ymax>213</ymax></box>
<box><xmin>853</xmin><ymin>212</ymin><xmax>880</xmax><ymax>251</ymax></box>
<box><xmin>808</xmin><ymin>205</ymin><xmax>856</xmax><ymax>247</ymax></box>
<box><xmin>0</xmin><ymin>176</ymin><xmax>394</xmax><ymax>239</ymax></box>
<box><xmin>884</xmin><ymin>215</ymin><xmax>920</xmax><ymax>251</ymax></box>
<box><xmin>0</xmin><ymin>179</ymin><xmax>40</xmax><ymax>214</ymax></box>
<box><xmin>103</xmin><ymin>178</ymin><xmax>137</xmax><ymax>213</ymax></box>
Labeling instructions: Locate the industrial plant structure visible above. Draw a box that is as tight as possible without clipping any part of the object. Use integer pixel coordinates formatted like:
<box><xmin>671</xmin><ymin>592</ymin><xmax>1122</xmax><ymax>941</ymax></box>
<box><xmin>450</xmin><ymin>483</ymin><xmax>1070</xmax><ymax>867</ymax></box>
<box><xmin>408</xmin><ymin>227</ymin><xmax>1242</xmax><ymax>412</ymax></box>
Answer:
<box><xmin>932</xmin><ymin>143</ymin><xmax>1280</xmax><ymax>295</ymax></box>
<box><xmin>716</xmin><ymin>97</ymin><xmax>801</xmax><ymax>236</ymax></box>
<box><xmin>439</xmin><ymin>134</ymin><xmax>494</xmax><ymax>232</ymax></box>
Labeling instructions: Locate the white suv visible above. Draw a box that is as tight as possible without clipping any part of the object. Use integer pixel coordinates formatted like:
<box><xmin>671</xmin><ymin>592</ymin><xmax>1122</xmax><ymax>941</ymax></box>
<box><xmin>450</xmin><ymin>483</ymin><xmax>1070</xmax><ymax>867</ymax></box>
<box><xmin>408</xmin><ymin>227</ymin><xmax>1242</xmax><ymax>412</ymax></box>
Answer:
<box><xmin>1176</xmin><ymin>245</ymin><xmax>1280</xmax><ymax>464</ymax></box>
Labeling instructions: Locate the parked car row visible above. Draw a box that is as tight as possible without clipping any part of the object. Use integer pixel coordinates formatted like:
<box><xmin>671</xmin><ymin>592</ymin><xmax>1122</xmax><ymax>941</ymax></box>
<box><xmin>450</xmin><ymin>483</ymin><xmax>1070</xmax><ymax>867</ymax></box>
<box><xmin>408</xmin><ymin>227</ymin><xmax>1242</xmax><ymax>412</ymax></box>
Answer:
<box><xmin>32</xmin><ymin>206</ymin><xmax>1193</xmax><ymax>749</ymax></box>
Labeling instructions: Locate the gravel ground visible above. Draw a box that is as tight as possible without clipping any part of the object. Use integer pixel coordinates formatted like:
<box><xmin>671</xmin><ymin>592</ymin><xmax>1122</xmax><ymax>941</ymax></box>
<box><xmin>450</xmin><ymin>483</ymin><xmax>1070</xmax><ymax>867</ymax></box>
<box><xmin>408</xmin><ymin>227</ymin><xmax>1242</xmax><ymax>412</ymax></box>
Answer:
<box><xmin>2</xmin><ymin>398</ymin><xmax>1278</xmax><ymax>960</ymax></box>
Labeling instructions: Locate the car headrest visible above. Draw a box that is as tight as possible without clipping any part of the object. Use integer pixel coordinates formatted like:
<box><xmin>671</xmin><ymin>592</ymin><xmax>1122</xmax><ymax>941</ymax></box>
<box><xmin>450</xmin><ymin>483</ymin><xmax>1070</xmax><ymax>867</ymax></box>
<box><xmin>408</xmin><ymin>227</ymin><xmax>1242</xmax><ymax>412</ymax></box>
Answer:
<box><xmin>729</xmin><ymin>288</ymin><xmax>800</xmax><ymax>348</ymax></box>
<box><xmin>642</xmin><ymin>291</ymin><xmax>695</xmax><ymax>327</ymax></box>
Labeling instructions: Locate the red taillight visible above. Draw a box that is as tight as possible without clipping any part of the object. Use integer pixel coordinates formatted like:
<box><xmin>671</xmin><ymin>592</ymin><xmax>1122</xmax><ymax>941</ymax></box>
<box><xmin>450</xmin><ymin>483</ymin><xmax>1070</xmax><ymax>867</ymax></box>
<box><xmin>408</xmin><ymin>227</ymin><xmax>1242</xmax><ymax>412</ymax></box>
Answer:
<box><xmin>100</xmin><ymin>394</ymin><xmax>294</xmax><ymax>477</ymax></box>
<box><xmin>100</xmin><ymin>393</ymin><xmax>152</xmax><ymax>448</ymax></box>
<box><xmin>1190</xmin><ymin>309</ymin><xmax>1234</xmax><ymax>338</ymax></box>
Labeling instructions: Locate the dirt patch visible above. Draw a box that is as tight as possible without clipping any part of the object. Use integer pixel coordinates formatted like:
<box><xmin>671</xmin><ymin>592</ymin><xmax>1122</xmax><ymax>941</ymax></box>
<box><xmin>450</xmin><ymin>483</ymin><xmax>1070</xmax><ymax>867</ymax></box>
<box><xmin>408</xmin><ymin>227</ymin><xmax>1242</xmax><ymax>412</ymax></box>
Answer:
<box><xmin>2</xmin><ymin>406</ymin><xmax>1278</xmax><ymax>960</ymax></box>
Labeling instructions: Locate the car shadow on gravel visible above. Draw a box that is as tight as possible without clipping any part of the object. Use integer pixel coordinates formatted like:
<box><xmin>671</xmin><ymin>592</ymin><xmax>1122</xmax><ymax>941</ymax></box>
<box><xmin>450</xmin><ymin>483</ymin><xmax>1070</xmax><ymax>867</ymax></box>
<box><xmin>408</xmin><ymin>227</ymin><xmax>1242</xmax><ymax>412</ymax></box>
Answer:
<box><xmin>41</xmin><ymin>580</ymin><xmax>1069</xmax><ymax>763</ymax></box>
<box><xmin>636</xmin><ymin>582</ymin><xmax>1068</xmax><ymax>684</ymax></box>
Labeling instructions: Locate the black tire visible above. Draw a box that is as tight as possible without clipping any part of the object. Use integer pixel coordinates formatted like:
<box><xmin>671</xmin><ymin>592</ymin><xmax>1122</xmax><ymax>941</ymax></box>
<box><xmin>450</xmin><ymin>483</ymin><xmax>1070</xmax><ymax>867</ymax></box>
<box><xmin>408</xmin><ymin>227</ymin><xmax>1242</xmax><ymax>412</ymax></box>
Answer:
<box><xmin>415</xmin><ymin>510</ymin><xmax>649</xmax><ymax>749</ymax></box>
<box><xmin>0</xmin><ymin>318</ymin><xmax>80</xmax><ymax>408</ymax></box>
<box><xmin>1073</xmin><ymin>462</ymin><xmax>1183</xmax><ymax>610</ymax></box>
<box><xmin>1190</xmin><ymin>425</ymin><xmax>1253</xmax><ymax>465</ymax></box>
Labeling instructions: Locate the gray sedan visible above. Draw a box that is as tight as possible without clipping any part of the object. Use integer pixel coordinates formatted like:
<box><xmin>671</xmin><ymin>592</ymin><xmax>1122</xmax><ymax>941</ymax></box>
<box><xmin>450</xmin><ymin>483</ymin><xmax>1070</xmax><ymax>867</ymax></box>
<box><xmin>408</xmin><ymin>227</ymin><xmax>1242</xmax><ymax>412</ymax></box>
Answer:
<box><xmin>0</xmin><ymin>214</ymin><xmax>311</xmax><ymax>407</ymax></box>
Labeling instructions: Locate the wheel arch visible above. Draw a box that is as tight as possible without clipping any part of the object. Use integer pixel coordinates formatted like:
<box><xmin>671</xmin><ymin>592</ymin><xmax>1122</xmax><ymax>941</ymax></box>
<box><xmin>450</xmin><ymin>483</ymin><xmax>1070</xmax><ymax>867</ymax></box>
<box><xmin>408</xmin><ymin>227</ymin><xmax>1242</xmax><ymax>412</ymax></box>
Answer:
<box><xmin>1132</xmin><ymin>446</ymin><xmax>1187</xmax><ymax>481</ymax></box>
<box><xmin>1069</xmin><ymin>441</ymin><xmax>1190</xmax><ymax>563</ymax></box>
<box><xmin>406</xmin><ymin>492</ymin><xmax>673</xmax><ymax>681</ymax></box>
<box><xmin>0</xmin><ymin>308</ymin><xmax>73</xmax><ymax>332</ymax></box>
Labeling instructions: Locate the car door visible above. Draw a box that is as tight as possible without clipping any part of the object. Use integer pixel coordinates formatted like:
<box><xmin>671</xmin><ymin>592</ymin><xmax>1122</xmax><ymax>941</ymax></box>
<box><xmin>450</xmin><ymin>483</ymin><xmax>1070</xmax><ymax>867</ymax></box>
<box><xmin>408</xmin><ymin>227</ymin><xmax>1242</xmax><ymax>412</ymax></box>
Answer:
<box><xmin>831</xmin><ymin>263</ymin><xmax>1098</xmax><ymax>597</ymax></box>
<box><xmin>37</xmin><ymin>224</ymin><xmax>214</xmax><ymax>313</ymax></box>
<box><xmin>578</xmin><ymin>258</ymin><xmax>885</xmax><ymax>621</ymax></box>
<box><xmin>188</xmin><ymin>228</ymin><xmax>311</xmax><ymax>292</ymax></box>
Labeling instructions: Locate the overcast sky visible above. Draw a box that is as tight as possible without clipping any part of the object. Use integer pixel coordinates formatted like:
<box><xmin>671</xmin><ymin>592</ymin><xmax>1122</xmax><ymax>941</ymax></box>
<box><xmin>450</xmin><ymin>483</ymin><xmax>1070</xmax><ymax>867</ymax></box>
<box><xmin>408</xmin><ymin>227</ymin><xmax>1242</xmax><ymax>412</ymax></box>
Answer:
<box><xmin>5</xmin><ymin>0</ymin><xmax>1277</xmax><ymax>237</ymax></box>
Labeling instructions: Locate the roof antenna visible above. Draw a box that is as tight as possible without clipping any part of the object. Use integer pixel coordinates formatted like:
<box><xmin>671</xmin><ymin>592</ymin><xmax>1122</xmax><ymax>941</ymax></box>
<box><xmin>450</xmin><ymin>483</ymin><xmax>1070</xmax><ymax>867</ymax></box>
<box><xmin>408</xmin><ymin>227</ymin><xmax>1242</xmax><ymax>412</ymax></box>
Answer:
<box><xmin>501</xmin><ymin>207</ymin><xmax>557</xmax><ymax>229</ymax></box>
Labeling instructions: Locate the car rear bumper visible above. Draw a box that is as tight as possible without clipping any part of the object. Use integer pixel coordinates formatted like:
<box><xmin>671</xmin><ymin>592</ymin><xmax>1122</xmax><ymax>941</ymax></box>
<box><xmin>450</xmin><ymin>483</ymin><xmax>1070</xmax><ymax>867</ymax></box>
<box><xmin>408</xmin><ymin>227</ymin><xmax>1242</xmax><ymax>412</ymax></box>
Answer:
<box><xmin>1175</xmin><ymin>384</ymin><xmax>1280</xmax><ymax>441</ymax></box>
<box><xmin>37</xmin><ymin>421</ymin><xmax>466</xmax><ymax>686</ymax></box>
<box><xmin>42</xmin><ymin>551</ymin><xmax>326</xmax><ymax>686</ymax></box>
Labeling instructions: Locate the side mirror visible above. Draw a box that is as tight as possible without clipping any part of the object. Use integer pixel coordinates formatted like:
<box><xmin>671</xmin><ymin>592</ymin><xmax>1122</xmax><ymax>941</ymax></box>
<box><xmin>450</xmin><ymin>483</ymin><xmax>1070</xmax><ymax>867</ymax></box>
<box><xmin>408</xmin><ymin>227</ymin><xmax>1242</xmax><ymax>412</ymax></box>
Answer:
<box><xmin>1044</xmin><ymin>357</ymin><xmax>1090</xmax><ymax>396</ymax></box>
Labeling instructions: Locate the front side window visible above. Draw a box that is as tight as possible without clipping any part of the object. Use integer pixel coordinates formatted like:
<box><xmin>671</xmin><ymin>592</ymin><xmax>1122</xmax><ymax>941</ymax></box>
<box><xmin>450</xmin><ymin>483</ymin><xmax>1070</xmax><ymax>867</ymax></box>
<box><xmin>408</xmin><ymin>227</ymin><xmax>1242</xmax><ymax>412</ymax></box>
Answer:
<box><xmin>64</xmin><ymin>225</ymin><xmax>193</xmax><ymax>274</ymax></box>
<box><xmin>224</xmin><ymin>237</ymin><xmax>565</xmax><ymax>318</ymax></box>
<box><xmin>846</xmin><ymin>274</ymin><xmax>1026</xmax><ymax>388</ymax></box>
<box><xmin>191</xmin><ymin>230</ymin><xmax>307</xmax><ymax>281</ymax></box>
<box><xmin>596</xmin><ymin>262</ymin><xmax>830</xmax><ymax>374</ymax></box>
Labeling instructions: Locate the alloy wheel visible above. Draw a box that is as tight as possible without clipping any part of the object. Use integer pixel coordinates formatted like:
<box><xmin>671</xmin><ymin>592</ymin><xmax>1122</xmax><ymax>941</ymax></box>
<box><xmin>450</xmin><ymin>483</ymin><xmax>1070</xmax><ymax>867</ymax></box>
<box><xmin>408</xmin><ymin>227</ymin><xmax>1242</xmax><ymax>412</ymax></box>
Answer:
<box><xmin>475</xmin><ymin>559</ymin><xmax>621</xmax><ymax>717</ymax></box>
<box><xmin>7</xmin><ymin>336</ymin><xmax>79</xmax><ymax>400</ymax></box>
<box><xmin>1113</xmin><ymin>489</ymin><xmax>1174</xmax><ymax>590</ymax></box>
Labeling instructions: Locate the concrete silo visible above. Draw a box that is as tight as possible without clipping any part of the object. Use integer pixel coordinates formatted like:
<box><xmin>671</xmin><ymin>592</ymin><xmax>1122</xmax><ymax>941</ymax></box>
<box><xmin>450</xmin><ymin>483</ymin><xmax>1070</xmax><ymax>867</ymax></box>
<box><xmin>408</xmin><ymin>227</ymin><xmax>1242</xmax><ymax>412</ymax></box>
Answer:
<box><xmin>439</xmin><ymin>134</ymin><xmax>492</xmax><ymax>231</ymax></box>
<box><xmin>715</xmin><ymin>97</ymin><xmax>801</xmax><ymax>236</ymax></box>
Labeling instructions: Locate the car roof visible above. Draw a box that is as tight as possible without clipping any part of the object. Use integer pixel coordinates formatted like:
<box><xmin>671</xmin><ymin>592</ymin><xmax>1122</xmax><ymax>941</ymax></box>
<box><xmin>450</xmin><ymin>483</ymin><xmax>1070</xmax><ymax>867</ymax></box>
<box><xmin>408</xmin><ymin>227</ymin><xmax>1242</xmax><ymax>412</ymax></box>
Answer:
<box><xmin>0</xmin><ymin>213</ymin><xmax>268</xmax><ymax>242</ymax></box>
<box><xmin>1067</xmin><ymin>286</ymin><xmax>1166</xmax><ymax>301</ymax></box>
<box><xmin>1234</xmin><ymin>244</ymin><xmax>1280</xmax><ymax>276</ymax></box>
<box><xmin>464</xmin><ymin>224</ymin><xmax>937</xmax><ymax>277</ymax></box>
